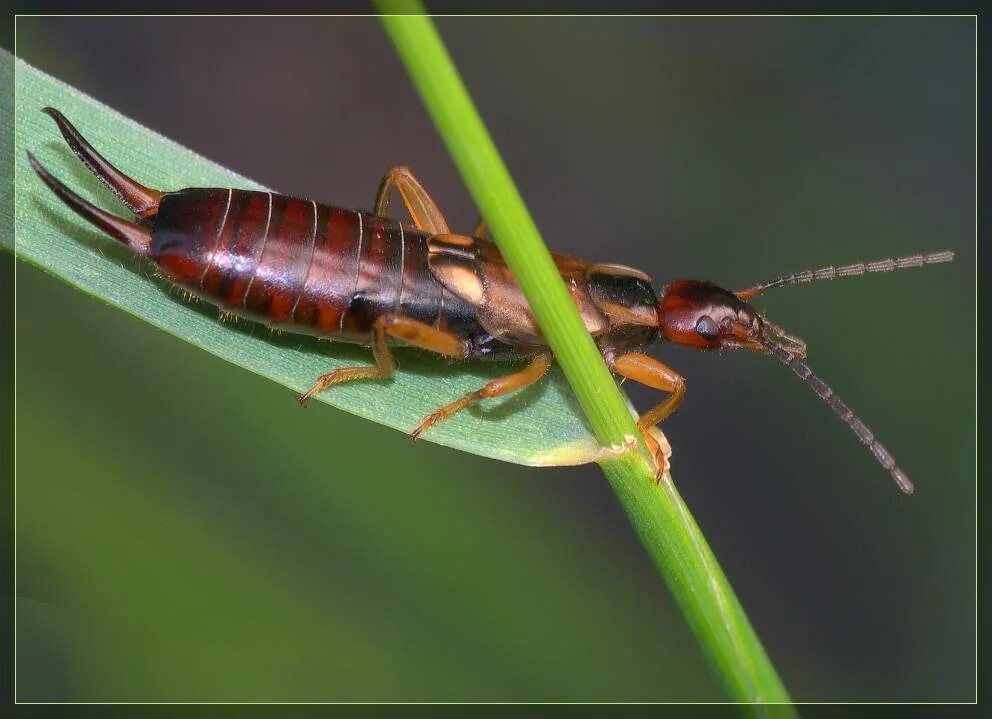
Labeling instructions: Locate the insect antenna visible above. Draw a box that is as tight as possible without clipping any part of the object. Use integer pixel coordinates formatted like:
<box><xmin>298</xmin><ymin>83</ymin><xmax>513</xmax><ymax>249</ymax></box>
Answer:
<box><xmin>737</xmin><ymin>250</ymin><xmax>954</xmax><ymax>300</ymax></box>
<box><xmin>762</xmin><ymin>337</ymin><xmax>914</xmax><ymax>495</ymax></box>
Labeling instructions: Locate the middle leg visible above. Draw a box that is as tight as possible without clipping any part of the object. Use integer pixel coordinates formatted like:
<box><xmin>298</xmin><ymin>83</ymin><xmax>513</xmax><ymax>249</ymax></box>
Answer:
<box><xmin>472</xmin><ymin>217</ymin><xmax>489</xmax><ymax>240</ymax></box>
<box><xmin>412</xmin><ymin>353</ymin><xmax>552</xmax><ymax>439</ymax></box>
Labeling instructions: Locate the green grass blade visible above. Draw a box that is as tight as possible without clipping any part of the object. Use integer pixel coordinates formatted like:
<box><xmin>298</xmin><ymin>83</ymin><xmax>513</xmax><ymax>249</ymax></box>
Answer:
<box><xmin>7</xmin><ymin>50</ymin><xmax>616</xmax><ymax>468</ymax></box>
<box><xmin>375</xmin><ymin>6</ymin><xmax>795</xmax><ymax>712</ymax></box>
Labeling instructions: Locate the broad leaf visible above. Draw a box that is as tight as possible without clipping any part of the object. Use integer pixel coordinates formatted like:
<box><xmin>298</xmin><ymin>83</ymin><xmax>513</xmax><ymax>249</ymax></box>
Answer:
<box><xmin>7</xmin><ymin>54</ymin><xmax>654</xmax><ymax>467</ymax></box>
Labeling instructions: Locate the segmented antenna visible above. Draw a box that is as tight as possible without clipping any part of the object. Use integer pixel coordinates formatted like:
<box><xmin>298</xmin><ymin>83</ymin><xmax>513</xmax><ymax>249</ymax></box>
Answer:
<box><xmin>737</xmin><ymin>250</ymin><xmax>955</xmax><ymax>299</ymax></box>
<box><xmin>763</xmin><ymin>338</ymin><xmax>914</xmax><ymax>494</ymax></box>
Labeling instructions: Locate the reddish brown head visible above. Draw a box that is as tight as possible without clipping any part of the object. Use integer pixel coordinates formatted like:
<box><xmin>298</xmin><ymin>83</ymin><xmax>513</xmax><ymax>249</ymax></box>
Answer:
<box><xmin>657</xmin><ymin>280</ymin><xmax>767</xmax><ymax>353</ymax></box>
<box><xmin>652</xmin><ymin>250</ymin><xmax>957</xmax><ymax>495</ymax></box>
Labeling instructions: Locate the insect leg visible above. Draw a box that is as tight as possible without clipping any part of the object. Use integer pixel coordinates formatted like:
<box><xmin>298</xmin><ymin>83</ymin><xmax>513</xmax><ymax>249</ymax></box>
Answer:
<box><xmin>610</xmin><ymin>352</ymin><xmax>686</xmax><ymax>481</ymax></box>
<box><xmin>297</xmin><ymin>315</ymin><xmax>469</xmax><ymax>406</ymax></box>
<box><xmin>297</xmin><ymin>318</ymin><xmax>397</xmax><ymax>406</ymax></box>
<box><xmin>411</xmin><ymin>353</ymin><xmax>552</xmax><ymax>439</ymax></box>
<box><xmin>377</xmin><ymin>314</ymin><xmax>470</xmax><ymax>358</ymax></box>
<box><xmin>373</xmin><ymin>166</ymin><xmax>450</xmax><ymax>234</ymax></box>
<box><xmin>471</xmin><ymin>217</ymin><xmax>489</xmax><ymax>240</ymax></box>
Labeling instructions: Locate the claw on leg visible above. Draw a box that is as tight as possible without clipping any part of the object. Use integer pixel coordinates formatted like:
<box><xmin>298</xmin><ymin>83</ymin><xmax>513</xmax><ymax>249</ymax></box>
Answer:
<box><xmin>639</xmin><ymin>425</ymin><xmax>671</xmax><ymax>482</ymax></box>
<box><xmin>411</xmin><ymin>393</ymin><xmax>479</xmax><ymax>440</ymax></box>
<box><xmin>298</xmin><ymin>366</ymin><xmax>385</xmax><ymax>407</ymax></box>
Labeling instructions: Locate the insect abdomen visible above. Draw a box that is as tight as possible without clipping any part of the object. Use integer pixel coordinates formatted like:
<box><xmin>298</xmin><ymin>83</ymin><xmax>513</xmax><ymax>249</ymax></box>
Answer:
<box><xmin>150</xmin><ymin>188</ymin><xmax>466</xmax><ymax>343</ymax></box>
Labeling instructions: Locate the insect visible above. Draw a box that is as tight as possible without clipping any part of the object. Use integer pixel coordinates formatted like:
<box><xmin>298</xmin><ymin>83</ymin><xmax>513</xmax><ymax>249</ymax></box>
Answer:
<box><xmin>29</xmin><ymin>107</ymin><xmax>954</xmax><ymax>493</ymax></box>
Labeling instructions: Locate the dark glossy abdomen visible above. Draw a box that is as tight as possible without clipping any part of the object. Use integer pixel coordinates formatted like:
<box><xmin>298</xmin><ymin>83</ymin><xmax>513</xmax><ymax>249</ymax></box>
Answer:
<box><xmin>150</xmin><ymin>188</ymin><xmax>485</xmax><ymax>346</ymax></box>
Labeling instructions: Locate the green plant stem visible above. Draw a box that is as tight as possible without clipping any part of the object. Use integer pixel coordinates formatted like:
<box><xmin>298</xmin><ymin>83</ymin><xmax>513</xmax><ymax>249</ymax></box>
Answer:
<box><xmin>375</xmin><ymin>4</ymin><xmax>795</xmax><ymax>711</ymax></box>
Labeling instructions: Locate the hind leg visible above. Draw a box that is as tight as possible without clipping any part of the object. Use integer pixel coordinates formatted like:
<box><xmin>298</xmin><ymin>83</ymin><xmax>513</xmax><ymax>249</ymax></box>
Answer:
<box><xmin>373</xmin><ymin>166</ymin><xmax>450</xmax><ymax>234</ymax></box>
<box><xmin>298</xmin><ymin>315</ymin><xmax>469</xmax><ymax>405</ymax></box>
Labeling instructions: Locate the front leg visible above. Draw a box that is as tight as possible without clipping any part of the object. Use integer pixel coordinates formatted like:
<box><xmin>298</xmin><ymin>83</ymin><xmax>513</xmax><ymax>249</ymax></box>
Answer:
<box><xmin>610</xmin><ymin>352</ymin><xmax>686</xmax><ymax>481</ymax></box>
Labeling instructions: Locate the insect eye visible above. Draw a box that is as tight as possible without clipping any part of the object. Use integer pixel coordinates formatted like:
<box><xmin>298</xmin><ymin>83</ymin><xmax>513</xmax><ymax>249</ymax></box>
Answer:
<box><xmin>695</xmin><ymin>315</ymin><xmax>719</xmax><ymax>342</ymax></box>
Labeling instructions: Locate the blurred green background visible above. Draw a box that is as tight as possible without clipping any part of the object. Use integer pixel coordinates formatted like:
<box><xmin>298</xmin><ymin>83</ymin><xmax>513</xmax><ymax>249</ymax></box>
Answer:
<box><xmin>13</xmin><ymin>16</ymin><xmax>974</xmax><ymax>701</ymax></box>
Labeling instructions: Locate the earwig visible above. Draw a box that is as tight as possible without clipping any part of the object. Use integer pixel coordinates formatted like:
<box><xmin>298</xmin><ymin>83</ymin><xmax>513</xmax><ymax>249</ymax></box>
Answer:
<box><xmin>29</xmin><ymin>108</ymin><xmax>955</xmax><ymax>493</ymax></box>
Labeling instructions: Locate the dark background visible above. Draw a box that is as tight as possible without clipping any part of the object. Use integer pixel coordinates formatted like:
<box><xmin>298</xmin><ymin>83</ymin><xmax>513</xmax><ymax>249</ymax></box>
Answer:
<box><xmin>13</xmin><ymin>16</ymin><xmax>975</xmax><ymax>701</ymax></box>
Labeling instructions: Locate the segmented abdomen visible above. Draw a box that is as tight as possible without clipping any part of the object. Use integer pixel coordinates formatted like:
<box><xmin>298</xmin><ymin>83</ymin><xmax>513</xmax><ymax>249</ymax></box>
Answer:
<box><xmin>150</xmin><ymin>188</ymin><xmax>471</xmax><ymax>342</ymax></box>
